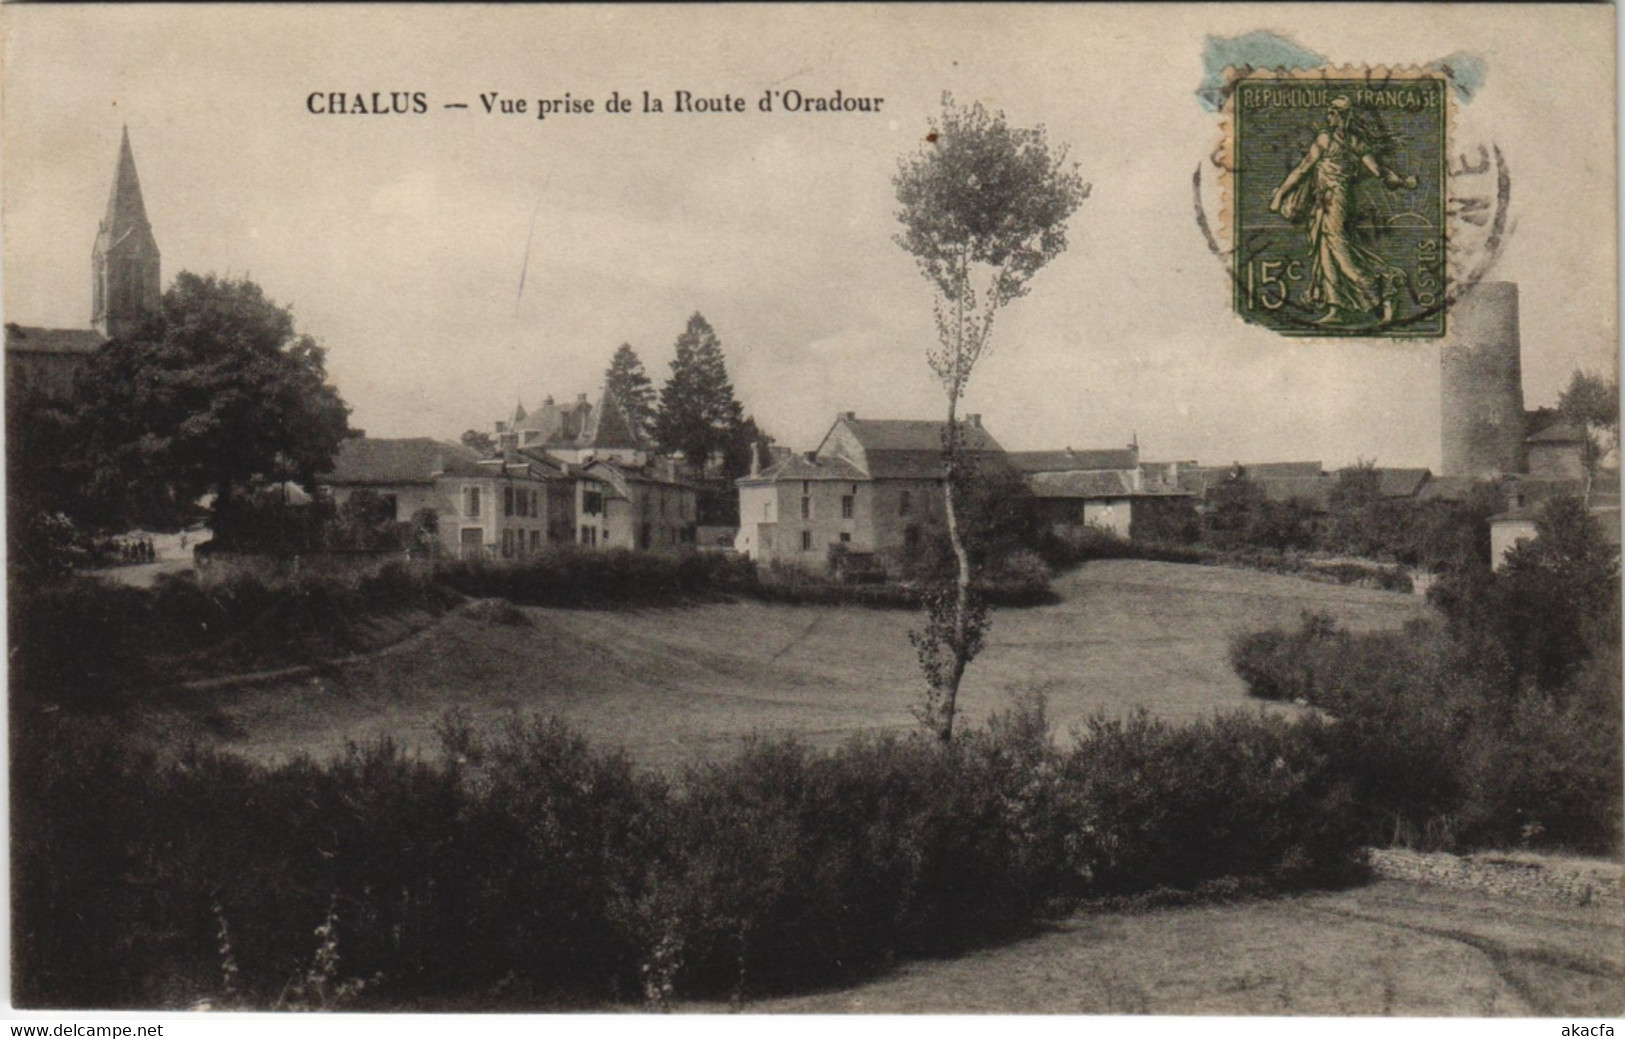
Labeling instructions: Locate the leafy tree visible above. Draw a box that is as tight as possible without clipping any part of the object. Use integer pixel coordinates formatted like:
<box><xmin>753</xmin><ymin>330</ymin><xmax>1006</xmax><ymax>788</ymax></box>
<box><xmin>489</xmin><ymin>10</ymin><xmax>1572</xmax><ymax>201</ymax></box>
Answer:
<box><xmin>894</xmin><ymin>94</ymin><xmax>1089</xmax><ymax>740</ymax></box>
<box><xmin>71</xmin><ymin>273</ymin><xmax>352</xmax><ymax>537</ymax></box>
<box><xmin>1202</xmin><ymin>468</ymin><xmax>1267</xmax><ymax>551</ymax></box>
<box><xmin>1436</xmin><ymin>495</ymin><xmax>1619</xmax><ymax>695</ymax></box>
<box><xmin>1557</xmin><ymin>369</ymin><xmax>1620</xmax><ymax>488</ymax></box>
<box><xmin>604</xmin><ymin>343</ymin><xmax>658</xmax><ymax>441</ymax></box>
<box><xmin>653</xmin><ymin>313</ymin><xmax>745</xmax><ymax>477</ymax></box>
<box><xmin>461</xmin><ymin>429</ymin><xmax>496</xmax><ymax>457</ymax></box>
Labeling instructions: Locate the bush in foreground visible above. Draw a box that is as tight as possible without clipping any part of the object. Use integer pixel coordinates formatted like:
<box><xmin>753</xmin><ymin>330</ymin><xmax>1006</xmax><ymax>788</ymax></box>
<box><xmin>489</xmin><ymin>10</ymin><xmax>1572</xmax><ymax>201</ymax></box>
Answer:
<box><xmin>13</xmin><ymin>698</ymin><xmax>1366</xmax><ymax>1010</ymax></box>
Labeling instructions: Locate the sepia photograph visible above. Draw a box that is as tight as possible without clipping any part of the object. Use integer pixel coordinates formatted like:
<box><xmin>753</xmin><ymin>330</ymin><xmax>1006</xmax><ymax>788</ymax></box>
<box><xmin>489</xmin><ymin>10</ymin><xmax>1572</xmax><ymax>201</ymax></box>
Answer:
<box><xmin>3</xmin><ymin>3</ymin><xmax>1619</xmax><ymax>1025</ymax></box>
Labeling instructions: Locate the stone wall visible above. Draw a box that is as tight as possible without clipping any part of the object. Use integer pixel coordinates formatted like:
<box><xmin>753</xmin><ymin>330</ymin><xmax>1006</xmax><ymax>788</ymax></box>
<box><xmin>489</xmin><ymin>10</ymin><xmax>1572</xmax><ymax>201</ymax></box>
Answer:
<box><xmin>1369</xmin><ymin>847</ymin><xmax>1623</xmax><ymax>908</ymax></box>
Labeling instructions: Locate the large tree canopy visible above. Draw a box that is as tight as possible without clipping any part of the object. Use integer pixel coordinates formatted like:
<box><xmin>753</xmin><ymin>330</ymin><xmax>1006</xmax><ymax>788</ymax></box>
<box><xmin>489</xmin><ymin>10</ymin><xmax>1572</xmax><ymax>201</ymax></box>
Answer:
<box><xmin>653</xmin><ymin>313</ymin><xmax>745</xmax><ymax>476</ymax></box>
<box><xmin>72</xmin><ymin>272</ymin><xmax>352</xmax><ymax>530</ymax></box>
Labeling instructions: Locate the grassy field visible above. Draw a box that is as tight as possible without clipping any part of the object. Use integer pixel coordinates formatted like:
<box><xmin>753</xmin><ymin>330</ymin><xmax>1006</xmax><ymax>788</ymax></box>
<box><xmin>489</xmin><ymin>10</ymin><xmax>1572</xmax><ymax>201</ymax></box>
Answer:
<box><xmin>147</xmin><ymin>558</ymin><xmax>1429</xmax><ymax>771</ymax></box>
<box><xmin>124</xmin><ymin>558</ymin><xmax>1625</xmax><ymax>1015</ymax></box>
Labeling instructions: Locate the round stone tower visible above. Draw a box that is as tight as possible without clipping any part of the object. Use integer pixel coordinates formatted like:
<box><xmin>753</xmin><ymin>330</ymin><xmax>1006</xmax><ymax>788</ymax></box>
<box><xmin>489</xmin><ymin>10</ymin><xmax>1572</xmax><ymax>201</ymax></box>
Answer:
<box><xmin>1440</xmin><ymin>282</ymin><xmax>1525</xmax><ymax>478</ymax></box>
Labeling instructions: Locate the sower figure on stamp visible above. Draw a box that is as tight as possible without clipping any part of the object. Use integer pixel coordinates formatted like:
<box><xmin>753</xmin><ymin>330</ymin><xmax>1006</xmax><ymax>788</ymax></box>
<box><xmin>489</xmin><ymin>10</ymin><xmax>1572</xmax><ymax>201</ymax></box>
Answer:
<box><xmin>1269</xmin><ymin>95</ymin><xmax>1419</xmax><ymax>326</ymax></box>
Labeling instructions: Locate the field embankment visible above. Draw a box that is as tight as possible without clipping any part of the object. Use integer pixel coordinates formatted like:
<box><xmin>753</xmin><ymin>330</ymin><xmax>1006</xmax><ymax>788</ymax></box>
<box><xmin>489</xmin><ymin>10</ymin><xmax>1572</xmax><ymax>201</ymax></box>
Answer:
<box><xmin>713</xmin><ymin>873</ymin><xmax>1623</xmax><ymax>1015</ymax></box>
<box><xmin>144</xmin><ymin>559</ymin><xmax>1428</xmax><ymax>770</ymax></box>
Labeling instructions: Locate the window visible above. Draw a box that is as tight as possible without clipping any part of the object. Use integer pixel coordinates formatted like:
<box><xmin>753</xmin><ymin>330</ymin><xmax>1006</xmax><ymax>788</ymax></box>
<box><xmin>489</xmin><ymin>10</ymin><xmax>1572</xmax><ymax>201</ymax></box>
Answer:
<box><xmin>840</xmin><ymin>532</ymin><xmax>852</xmax><ymax>544</ymax></box>
<box><xmin>530</xmin><ymin>530</ymin><xmax>541</xmax><ymax>553</ymax></box>
<box><xmin>504</xmin><ymin>486</ymin><xmax>514</xmax><ymax>517</ymax></box>
<box><xmin>583</xmin><ymin>490</ymin><xmax>604</xmax><ymax>515</ymax></box>
<box><xmin>466</xmin><ymin>486</ymin><xmax>481</xmax><ymax>517</ymax></box>
<box><xmin>800</xmin><ymin>497</ymin><xmax>811</xmax><ymax>520</ymax></box>
<box><xmin>801</xmin><ymin>530</ymin><xmax>813</xmax><ymax>552</ymax></box>
<box><xmin>841</xmin><ymin>495</ymin><xmax>854</xmax><ymax>519</ymax></box>
<box><xmin>763</xmin><ymin>501</ymin><xmax>771</xmax><ymax>519</ymax></box>
<box><xmin>905</xmin><ymin>524</ymin><xmax>921</xmax><ymax>548</ymax></box>
<box><xmin>580</xmin><ymin>525</ymin><xmax>595</xmax><ymax>546</ymax></box>
<box><xmin>531</xmin><ymin>491</ymin><xmax>540</xmax><ymax>517</ymax></box>
<box><xmin>899</xmin><ymin>490</ymin><xmax>912</xmax><ymax>516</ymax></box>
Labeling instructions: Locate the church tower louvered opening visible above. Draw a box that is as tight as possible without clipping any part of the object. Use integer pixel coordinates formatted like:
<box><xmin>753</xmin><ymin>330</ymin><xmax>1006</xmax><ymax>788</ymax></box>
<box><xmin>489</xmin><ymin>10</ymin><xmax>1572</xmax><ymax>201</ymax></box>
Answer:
<box><xmin>91</xmin><ymin>127</ymin><xmax>161</xmax><ymax>339</ymax></box>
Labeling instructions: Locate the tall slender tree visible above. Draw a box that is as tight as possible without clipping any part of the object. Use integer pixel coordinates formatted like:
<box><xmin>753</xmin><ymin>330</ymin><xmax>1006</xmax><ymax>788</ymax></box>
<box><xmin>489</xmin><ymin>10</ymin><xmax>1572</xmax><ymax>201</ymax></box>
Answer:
<box><xmin>653</xmin><ymin>313</ymin><xmax>745</xmax><ymax>476</ymax></box>
<box><xmin>604</xmin><ymin>342</ymin><xmax>658</xmax><ymax>440</ymax></box>
<box><xmin>894</xmin><ymin>94</ymin><xmax>1089</xmax><ymax>741</ymax></box>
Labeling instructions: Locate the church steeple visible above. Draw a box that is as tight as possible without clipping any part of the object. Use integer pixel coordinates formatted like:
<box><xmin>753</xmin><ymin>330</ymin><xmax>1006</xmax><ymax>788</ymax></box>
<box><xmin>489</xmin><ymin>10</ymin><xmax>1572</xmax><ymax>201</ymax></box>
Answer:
<box><xmin>91</xmin><ymin>126</ymin><xmax>161</xmax><ymax>339</ymax></box>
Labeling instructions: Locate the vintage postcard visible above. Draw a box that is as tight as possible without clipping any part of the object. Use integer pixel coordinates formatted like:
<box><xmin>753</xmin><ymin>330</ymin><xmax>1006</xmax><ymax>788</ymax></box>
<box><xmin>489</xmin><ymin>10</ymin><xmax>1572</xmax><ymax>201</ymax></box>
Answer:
<box><xmin>3</xmin><ymin>4</ymin><xmax>1618</xmax><ymax>1031</ymax></box>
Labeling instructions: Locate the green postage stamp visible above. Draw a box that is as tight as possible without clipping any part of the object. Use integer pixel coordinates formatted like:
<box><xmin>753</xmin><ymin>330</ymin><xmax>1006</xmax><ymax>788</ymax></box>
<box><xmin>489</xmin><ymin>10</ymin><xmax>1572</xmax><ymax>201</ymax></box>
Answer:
<box><xmin>1227</xmin><ymin>69</ymin><xmax>1448</xmax><ymax>337</ymax></box>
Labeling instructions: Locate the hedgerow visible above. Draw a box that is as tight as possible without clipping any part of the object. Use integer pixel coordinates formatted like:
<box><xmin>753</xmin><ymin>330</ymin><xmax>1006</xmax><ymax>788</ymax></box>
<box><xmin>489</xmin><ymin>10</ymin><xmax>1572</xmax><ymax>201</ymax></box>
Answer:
<box><xmin>12</xmin><ymin>697</ymin><xmax>1366</xmax><ymax>1010</ymax></box>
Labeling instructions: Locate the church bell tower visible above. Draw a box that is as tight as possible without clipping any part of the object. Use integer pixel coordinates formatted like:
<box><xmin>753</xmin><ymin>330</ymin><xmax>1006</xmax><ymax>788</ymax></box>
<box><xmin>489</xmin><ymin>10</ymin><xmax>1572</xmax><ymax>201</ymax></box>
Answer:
<box><xmin>91</xmin><ymin>126</ymin><xmax>161</xmax><ymax>339</ymax></box>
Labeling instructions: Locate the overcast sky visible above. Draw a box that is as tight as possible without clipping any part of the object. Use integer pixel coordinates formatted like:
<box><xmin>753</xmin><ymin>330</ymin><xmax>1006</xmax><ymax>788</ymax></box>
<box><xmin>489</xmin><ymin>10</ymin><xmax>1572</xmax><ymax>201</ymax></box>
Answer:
<box><xmin>3</xmin><ymin>4</ymin><xmax>1615</xmax><ymax>469</ymax></box>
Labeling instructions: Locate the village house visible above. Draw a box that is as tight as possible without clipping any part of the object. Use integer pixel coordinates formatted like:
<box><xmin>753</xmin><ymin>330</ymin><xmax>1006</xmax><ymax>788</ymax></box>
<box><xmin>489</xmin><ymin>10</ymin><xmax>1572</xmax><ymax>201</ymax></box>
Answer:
<box><xmin>321</xmin><ymin>437</ymin><xmax>562</xmax><ymax>560</ymax></box>
<box><xmin>736</xmin><ymin>412</ymin><xmax>1006</xmax><ymax>570</ymax></box>
<box><xmin>494</xmin><ymin>383</ymin><xmax>699</xmax><ymax>554</ymax></box>
<box><xmin>1009</xmin><ymin>441</ymin><xmax>1197</xmax><ymax>542</ymax></box>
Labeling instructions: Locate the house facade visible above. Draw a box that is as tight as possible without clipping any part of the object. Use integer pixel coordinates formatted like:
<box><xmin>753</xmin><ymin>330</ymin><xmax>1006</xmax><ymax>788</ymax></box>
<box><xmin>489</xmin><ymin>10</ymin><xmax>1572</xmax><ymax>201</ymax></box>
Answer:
<box><xmin>736</xmin><ymin>412</ymin><xmax>1003</xmax><ymax>570</ymax></box>
<box><xmin>322</xmin><ymin>437</ymin><xmax>561</xmax><ymax>559</ymax></box>
<box><xmin>495</xmin><ymin>385</ymin><xmax>698</xmax><ymax>553</ymax></box>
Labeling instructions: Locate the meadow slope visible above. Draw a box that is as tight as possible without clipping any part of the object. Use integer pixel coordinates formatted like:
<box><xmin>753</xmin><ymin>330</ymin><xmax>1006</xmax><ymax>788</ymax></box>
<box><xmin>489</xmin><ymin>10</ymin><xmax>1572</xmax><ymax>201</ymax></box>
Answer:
<box><xmin>152</xmin><ymin>559</ymin><xmax>1428</xmax><ymax>770</ymax></box>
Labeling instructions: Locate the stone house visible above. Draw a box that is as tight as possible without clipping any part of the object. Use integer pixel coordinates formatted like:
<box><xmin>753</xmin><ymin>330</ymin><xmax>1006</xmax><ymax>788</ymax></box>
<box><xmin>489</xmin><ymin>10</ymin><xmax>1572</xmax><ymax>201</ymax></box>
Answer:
<box><xmin>1025</xmin><ymin>469</ymin><xmax>1196</xmax><ymax>541</ymax></box>
<box><xmin>571</xmin><ymin>457</ymin><xmax>698</xmax><ymax>554</ymax></box>
<box><xmin>1525</xmin><ymin>420</ymin><xmax>1588</xmax><ymax>481</ymax></box>
<box><xmin>321</xmin><ymin>437</ymin><xmax>561</xmax><ymax>560</ymax></box>
<box><xmin>735</xmin><ymin>412</ymin><xmax>1005</xmax><ymax>570</ymax></box>
<box><xmin>493</xmin><ymin>383</ymin><xmax>697</xmax><ymax>552</ymax></box>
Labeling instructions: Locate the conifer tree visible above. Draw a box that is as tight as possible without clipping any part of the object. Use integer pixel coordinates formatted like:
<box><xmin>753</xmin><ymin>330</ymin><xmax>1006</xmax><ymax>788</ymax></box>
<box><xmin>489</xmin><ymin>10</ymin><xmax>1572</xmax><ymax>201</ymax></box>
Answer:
<box><xmin>604</xmin><ymin>342</ymin><xmax>657</xmax><ymax>440</ymax></box>
<box><xmin>653</xmin><ymin>313</ymin><xmax>744</xmax><ymax>475</ymax></box>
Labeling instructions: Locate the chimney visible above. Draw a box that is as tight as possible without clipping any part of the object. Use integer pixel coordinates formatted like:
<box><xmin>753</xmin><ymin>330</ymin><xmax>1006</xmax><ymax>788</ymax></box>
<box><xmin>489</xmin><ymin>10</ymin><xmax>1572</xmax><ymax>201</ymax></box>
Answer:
<box><xmin>842</xmin><ymin>411</ymin><xmax>856</xmax><ymax>421</ymax></box>
<box><xmin>1131</xmin><ymin>467</ymin><xmax>1144</xmax><ymax>493</ymax></box>
<box><xmin>750</xmin><ymin>441</ymin><xmax>762</xmax><ymax>476</ymax></box>
<box><xmin>1169</xmin><ymin>461</ymin><xmax>1181</xmax><ymax>488</ymax></box>
<box><xmin>544</xmin><ymin>395</ymin><xmax>555</xmax><ymax>406</ymax></box>
<box><xmin>966</xmin><ymin>414</ymin><xmax>981</xmax><ymax>429</ymax></box>
<box><xmin>804</xmin><ymin>450</ymin><xmax>818</xmax><ymax>464</ymax></box>
<box><xmin>577</xmin><ymin>392</ymin><xmax>588</xmax><ymax>403</ymax></box>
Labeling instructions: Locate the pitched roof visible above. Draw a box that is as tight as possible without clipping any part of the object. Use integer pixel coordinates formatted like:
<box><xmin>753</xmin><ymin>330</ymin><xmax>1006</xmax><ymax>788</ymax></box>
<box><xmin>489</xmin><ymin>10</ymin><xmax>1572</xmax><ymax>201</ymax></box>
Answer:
<box><xmin>101</xmin><ymin>127</ymin><xmax>155</xmax><ymax>246</ymax></box>
<box><xmin>829</xmin><ymin>417</ymin><xmax>1007</xmax><ymax>480</ymax></box>
<box><xmin>1030</xmin><ymin>470</ymin><xmax>1133</xmax><ymax>499</ymax></box>
<box><xmin>838</xmin><ymin>417</ymin><xmax>1004</xmax><ymax>454</ymax></box>
<box><xmin>1257</xmin><ymin>476</ymin><xmax>1332</xmax><ymax>506</ymax></box>
<box><xmin>1007</xmin><ymin>448</ymin><xmax>1137</xmax><ymax>473</ymax></box>
<box><xmin>1240</xmin><ymin>461</ymin><xmax>1324</xmax><ymax>480</ymax></box>
<box><xmin>323</xmin><ymin>437</ymin><xmax>482</xmax><ymax>484</ymax></box>
<box><xmin>512</xmin><ymin>396</ymin><xmax>593</xmax><ymax>444</ymax></box>
<box><xmin>1527</xmin><ymin>420</ymin><xmax>1586</xmax><ymax>444</ymax></box>
<box><xmin>740</xmin><ymin>454</ymin><xmax>868</xmax><ymax>484</ymax></box>
<box><xmin>1376</xmin><ymin>468</ymin><xmax>1431</xmax><ymax>498</ymax></box>
<box><xmin>4</xmin><ymin>324</ymin><xmax>105</xmax><ymax>355</ymax></box>
<box><xmin>1415</xmin><ymin>475</ymin><xmax>1487</xmax><ymax>502</ymax></box>
<box><xmin>577</xmin><ymin>385</ymin><xmax>648</xmax><ymax>451</ymax></box>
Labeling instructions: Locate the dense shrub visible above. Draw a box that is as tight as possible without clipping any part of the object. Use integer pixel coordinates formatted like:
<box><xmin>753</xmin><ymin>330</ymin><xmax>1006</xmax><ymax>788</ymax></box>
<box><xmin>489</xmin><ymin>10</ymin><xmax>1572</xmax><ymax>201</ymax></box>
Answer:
<box><xmin>14</xmin><ymin>698</ymin><xmax>1369</xmax><ymax>1010</ymax></box>
<box><xmin>434</xmin><ymin>547</ymin><xmax>756</xmax><ymax>607</ymax></box>
<box><xmin>1230</xmin><ymin>503</ymin><xmax>1624</xmax><ymax>856</ymax></box>
<box><xmin>1061</xmin><ymin>710</ymin><xmax>1365</xmax><ymax>893</ymax></box>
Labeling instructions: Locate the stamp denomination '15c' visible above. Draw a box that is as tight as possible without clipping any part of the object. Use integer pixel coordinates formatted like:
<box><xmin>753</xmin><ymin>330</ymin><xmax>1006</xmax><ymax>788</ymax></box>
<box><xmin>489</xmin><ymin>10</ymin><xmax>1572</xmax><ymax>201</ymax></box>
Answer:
<box><xmin>1228</xmin><ymin>70</ymin><xmax>1448</xmax><ymax>337</ymax></box>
